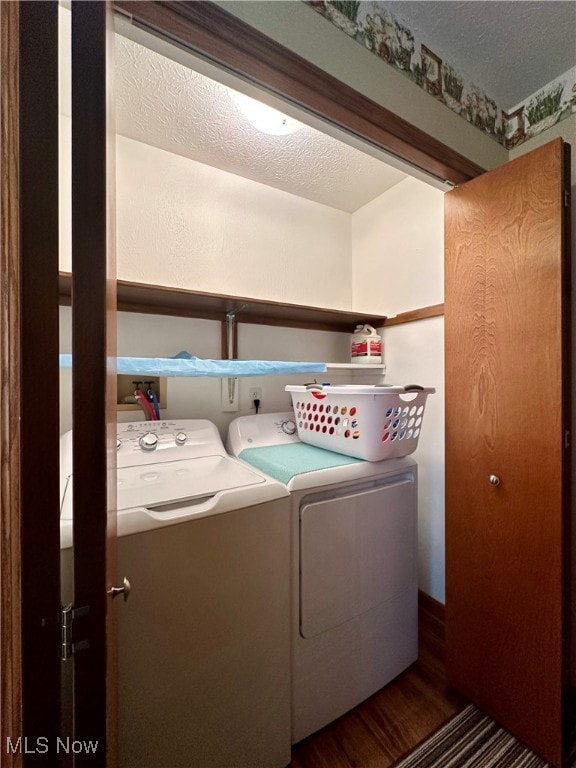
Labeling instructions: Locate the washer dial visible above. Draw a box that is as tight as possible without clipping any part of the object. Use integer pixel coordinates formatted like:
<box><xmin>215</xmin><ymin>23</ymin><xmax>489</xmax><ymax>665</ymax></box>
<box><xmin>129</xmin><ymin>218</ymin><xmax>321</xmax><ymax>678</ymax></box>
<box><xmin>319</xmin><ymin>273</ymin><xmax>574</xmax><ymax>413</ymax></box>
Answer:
<box><xmin>281</xmin><ymin>419</ymin><xmax>297</xmax><ymax>435</ymax></box>
<box><xmin>139</xmin><ymin>432</ymin><xmax>159</xmax><ymax>451</ymax></box>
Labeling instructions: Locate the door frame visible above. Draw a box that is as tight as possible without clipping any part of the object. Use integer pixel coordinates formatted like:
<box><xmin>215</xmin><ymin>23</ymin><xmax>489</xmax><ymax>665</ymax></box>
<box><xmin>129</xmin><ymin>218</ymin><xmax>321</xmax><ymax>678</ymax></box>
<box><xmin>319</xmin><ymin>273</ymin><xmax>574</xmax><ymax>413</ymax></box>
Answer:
<box><xmin>0</xmin><ymin>0</ymin><xmax>495</xmax><ymax>765</ymax></box>
<box><xmin>0</xmin><ymin>3</ymin><xmax>118</xmax><ymax>766</ymax></box>
<box><xmin>70</xmin><ymin>3</ymin><xmax>118</xmax><ymax>764</ymax></box>
<box><xmin>0</xmin><ymin>3</ymin><xmax>23</xmax><ymax>764</ymax></box>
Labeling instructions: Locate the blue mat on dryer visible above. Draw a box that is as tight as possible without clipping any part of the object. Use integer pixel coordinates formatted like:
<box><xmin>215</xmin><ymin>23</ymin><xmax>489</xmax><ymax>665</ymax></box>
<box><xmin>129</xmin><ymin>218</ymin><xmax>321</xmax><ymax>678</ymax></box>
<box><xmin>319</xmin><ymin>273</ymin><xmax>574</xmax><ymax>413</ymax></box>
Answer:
<box><xmin>239</xmin><ymin>442</ymin><xmax>362</xmax><ymax>485</ymax></box>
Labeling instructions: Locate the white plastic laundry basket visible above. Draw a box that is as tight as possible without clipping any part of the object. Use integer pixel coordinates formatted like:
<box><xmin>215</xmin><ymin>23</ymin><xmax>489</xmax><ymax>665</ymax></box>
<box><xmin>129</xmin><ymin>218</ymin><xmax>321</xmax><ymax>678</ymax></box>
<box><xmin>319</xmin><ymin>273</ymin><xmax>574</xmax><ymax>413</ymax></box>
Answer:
<box><xmin>285</xmin><ymin>384</ymin><xmax>435</xmax><ymax>461</ymax></box>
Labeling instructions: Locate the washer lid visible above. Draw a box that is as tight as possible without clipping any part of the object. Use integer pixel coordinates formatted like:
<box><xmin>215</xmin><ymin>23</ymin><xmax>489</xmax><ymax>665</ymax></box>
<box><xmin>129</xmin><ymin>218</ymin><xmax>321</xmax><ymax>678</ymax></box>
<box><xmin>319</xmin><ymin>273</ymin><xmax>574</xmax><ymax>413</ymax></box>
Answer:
<box><xmin>60</xmin><ymin>455</ymin><xmax>266</xmax><ymax>519</ymax></box>
<box><xmin>117</xmin><ymin>455</ymin><xmax>266</xmax><ymax>511</ymax></box>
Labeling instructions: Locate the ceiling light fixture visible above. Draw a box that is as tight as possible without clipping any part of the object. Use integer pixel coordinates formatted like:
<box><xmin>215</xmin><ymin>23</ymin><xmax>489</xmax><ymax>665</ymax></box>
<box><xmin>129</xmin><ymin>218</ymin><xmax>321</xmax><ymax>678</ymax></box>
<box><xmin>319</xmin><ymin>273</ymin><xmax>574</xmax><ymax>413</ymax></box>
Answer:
<box><xmin>231</xmin><ymin>91</ymin><xmax>304</xmax><ymax>136</ymax></box>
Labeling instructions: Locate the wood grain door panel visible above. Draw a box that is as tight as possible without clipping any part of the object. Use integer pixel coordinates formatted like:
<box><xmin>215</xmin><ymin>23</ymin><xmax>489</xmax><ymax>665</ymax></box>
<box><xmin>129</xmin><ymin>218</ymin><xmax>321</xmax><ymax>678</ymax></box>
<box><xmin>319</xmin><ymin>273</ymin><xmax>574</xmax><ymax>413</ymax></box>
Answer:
<box><xmin>0</xmin><ymin>5</ymin><xmax>23</xmax><ymax>762</ymax></box>
<box><xmin>445</xmin><ymin>138</ymin><xmax>569</xmax><ymax>767</ymax></box>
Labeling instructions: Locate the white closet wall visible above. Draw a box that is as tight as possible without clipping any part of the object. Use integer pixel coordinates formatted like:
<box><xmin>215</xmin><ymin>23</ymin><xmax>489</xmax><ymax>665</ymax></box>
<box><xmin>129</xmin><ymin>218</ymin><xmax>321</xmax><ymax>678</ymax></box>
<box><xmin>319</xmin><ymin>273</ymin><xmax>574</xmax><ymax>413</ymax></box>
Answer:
<box><xmin>115</xmin><ymin>135</ymin><xmax>352</xmax><ymax>309</ymax></box>
<box><xmin>352</xmin><ymin>178</ymin><xmax>446</xmax><ymax>601</ymax></box>
<box><xmin>351</xmin><ymin>178</ymin><xmax>444</xmax><ymax>315</ymax></box>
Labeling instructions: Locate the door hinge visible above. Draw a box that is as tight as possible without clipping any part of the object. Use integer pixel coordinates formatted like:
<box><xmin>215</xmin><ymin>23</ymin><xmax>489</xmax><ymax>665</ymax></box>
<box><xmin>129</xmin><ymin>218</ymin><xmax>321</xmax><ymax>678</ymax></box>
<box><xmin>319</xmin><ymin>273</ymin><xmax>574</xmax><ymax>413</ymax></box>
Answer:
<box><xmin>564</xmin><ymin>189</ymin><xmax>570</xmax><ymax>208</ymax></box>
<box><xmin>565</xmin><ymin>430</ymin><xmax>571</xmax><ymax>449</ymax></box>
<box><xmin>60</xmin><ymin>603</ymin><xmax>90</xmax><ymax>661</ymax></box>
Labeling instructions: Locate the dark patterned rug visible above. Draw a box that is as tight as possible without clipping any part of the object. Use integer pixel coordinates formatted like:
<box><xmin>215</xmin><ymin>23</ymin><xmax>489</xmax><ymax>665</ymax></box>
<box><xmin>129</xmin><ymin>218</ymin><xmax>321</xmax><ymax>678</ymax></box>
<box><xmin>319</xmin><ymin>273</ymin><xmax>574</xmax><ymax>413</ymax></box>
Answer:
<box><xmin>394</xmin><ymin>704</ymin><xmax>553</xmax><ymax>767</ymax></box>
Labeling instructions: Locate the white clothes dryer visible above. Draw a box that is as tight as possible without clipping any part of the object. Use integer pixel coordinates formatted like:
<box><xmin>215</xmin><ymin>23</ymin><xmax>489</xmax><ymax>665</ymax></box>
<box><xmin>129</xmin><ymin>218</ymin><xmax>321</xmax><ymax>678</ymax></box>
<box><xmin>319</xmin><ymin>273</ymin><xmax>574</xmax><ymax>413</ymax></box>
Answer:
<box><xmin>60</xmin><ymin>419</ymin><xmax>291</xmax><ymax>768</ymax></box>
<box><xmin>227</xmin><ymin>412</ymin><xmax>418</xmax><ymax>744</ymax></box>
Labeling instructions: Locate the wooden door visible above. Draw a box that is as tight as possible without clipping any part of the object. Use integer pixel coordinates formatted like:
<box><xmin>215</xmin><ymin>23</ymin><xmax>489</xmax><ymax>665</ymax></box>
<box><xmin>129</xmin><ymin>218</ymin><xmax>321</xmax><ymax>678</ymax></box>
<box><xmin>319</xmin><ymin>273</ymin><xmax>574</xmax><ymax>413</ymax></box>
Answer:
<box><xmin>70</xmin><ymin>2</ymin><xmax>118</xmax><ymax>765</ymax></box>
<box><xmin>0</xmin><ymin>3</ymin><xmax>63</xmax><ymax>763</ymax></box>
<box><xmin>445</xmin><ymin>138</ymin><xmax>571</xmax><ymax>767</ymax></box>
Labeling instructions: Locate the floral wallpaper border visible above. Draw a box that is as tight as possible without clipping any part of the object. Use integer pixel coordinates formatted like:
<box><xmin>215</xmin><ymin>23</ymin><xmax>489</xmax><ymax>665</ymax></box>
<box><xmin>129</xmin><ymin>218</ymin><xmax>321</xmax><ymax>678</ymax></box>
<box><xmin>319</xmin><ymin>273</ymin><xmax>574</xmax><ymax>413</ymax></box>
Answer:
<box><xmin>306</xmin><ymin>1</ymin><xmax>576</xmax><ymax>150</ymax></box>
<box><xmin>505</xmin><ymin>67</ymin><xmax>576</xmax><ymax>148</ymax></box>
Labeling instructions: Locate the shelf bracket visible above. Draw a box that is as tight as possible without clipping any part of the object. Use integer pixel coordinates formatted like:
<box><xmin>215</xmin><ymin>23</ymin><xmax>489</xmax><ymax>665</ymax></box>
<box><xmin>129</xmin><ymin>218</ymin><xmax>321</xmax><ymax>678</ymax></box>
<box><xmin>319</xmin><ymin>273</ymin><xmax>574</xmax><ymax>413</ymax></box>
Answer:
<box><xmin>221</xmin><ymin>305</ymin><xmax>247</xmax><ymax>412</ymax></box>
<box><xmin>221</xmin><ymin>305</ymin><xmax>246</xmax><ymax>361</ymax></box>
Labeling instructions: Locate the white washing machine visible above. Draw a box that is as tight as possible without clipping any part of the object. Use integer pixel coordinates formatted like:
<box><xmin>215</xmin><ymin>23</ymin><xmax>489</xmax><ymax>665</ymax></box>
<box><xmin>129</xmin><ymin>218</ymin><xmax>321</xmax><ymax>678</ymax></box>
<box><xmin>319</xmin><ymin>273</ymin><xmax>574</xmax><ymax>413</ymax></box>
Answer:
<box><xmin>227</xmin><ymin>412</ymin><xmax>418</xmax><ymax>744</ymax></box>
<box><xmin>60</xmin><ymin>419</ymin><xmax>291</xmax><ymax>768</ymax></box>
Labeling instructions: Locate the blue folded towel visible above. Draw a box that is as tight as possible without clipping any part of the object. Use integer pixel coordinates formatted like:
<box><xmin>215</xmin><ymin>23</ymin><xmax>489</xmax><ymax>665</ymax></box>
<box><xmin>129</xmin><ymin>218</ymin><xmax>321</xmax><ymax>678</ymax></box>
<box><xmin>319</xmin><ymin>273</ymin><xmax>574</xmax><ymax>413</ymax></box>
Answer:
<box><xmin>59</xmin><ymin>353</ymin><xmax>327</xmax><ymax>378</ymax></box>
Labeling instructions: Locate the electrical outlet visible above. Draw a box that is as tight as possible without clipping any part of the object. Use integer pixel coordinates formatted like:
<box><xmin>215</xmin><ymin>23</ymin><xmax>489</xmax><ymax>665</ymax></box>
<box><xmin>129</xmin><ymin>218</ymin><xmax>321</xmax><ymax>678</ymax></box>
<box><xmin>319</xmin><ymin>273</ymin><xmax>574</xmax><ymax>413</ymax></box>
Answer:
<box><xmin>249</xmin><ymin>387</ymin><xmax>262</xmax><ymax>407</ymax></box>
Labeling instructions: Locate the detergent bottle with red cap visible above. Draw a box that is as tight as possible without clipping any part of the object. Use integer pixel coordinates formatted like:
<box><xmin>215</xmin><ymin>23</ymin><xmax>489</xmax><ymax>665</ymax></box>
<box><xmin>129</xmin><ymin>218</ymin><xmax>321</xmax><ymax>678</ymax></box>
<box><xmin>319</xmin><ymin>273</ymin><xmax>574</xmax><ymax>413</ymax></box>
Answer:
<box><xmin>350</xmin><ymin>324</ymin><xmax>382</xmax><ymax>365</ymax></box>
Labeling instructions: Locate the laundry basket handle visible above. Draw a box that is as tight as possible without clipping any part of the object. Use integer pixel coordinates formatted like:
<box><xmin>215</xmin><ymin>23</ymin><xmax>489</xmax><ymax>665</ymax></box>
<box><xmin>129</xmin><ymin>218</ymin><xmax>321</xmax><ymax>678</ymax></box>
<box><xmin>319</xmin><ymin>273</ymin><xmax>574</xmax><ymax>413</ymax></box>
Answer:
<box><xmin>403</xmin><ymin>384</ymin><xmax>424</xmax><ymax>392</ymax></box>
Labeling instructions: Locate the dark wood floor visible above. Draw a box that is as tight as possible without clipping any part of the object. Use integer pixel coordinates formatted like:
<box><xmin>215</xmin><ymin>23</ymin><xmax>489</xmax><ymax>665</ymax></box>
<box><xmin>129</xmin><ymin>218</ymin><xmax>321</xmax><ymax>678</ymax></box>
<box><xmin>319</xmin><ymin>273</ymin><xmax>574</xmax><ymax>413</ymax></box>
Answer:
<box><xmin>290</xmin><ymin>595</ymin><xmax>467</xmax><ymax>768</ymax></box>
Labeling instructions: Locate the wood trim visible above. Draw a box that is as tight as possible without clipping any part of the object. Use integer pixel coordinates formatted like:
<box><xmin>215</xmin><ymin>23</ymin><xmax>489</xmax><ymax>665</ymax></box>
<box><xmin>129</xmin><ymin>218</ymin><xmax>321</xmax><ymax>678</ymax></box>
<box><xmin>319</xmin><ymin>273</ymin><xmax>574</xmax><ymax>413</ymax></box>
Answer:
<box><xmin>18</xmin><ymin>2</ymin><xmax>61</xmax><ymax>758</ymax></box>
<box><xmin>105</xmin><ymin>5</ymin><xmax>119</xmax><ymax>765</ymax></box>
<box><xmin>113</xmin><ymin>0</ymin><xmax>485</xmax><ymax>186</ymax></box>
<box><xmin>60</xmin><ymin>276</ymin><xmax>445</xmax><ymax>334</ymax></box>
<box><xmin>419</xmin><ymin>589</ymin><xmax>446</xmax><ymax>627</ymax></box>
<box><xmin>384</xmin><ymin>303</ymin><xmax>445</xmax><ymax>327</ymax></box>
<box><xmin>71</xmin><ymin>3</ymin><xmax>116</xmax><ymax>760</ymax></box>
<box><xmin>419</xmin><ymin>590</ymin><xmax>446</xmax><ymax>660</ymax></box>
<box><xmin>60</xmin><ymin>274</ymin><xmax>446</xmax><ymax>335</ymax></box>
<box><xmin>561</xmin><ymin>141</ymin><xmax>572</xmax><ymax>755</ymax></box>
<box><xmin>59</xmin><ymin>273</ymin><xmax>386</xmax><ymax>333</ymax></box>
<box><xmin>0</xmin><ymin>4</ymin><xmax>22</xmax><ymax>765</ymax></box>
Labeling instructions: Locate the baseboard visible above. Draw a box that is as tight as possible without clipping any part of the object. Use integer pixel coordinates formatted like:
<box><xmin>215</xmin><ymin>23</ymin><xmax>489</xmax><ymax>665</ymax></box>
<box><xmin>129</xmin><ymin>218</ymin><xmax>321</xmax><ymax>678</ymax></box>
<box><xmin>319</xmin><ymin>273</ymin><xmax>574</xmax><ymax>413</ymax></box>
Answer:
<box><xmin>418</xmin><ymin>590</ymin><xmax>445</xmax><ymax>631</ymax></box>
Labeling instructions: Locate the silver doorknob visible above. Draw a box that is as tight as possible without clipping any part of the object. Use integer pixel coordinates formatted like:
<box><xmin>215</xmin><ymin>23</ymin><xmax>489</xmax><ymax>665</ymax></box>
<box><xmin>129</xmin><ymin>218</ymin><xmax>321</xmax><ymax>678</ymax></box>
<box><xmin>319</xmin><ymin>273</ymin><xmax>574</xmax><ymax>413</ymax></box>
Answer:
<box><xmin>108</xmin><ymin>576</ymin><xmax>131</xmax><ymax>602</ymax></box>
<box><xmin>488</xmin><ymin>474</ymin><xmax>501</xmax><ymax>486</ymax></box>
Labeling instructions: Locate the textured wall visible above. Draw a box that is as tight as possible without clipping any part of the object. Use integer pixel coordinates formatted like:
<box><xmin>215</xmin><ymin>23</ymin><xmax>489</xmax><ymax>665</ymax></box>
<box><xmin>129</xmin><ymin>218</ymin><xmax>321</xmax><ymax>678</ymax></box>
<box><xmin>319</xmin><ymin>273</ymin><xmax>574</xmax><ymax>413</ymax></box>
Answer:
<box><xmin>384</xmin><ymin>317</ymin><xmax>445</xmax><ymax>601</ymax></box>
<box><xmin>115</xmin><ymin>135</ymin><xmax>353</xmax><ymax>308</ymax></box>
<box><xmin>351</xmin><ymin>177</ymin><xmax>444</xmax><ymax>316</ymax></box>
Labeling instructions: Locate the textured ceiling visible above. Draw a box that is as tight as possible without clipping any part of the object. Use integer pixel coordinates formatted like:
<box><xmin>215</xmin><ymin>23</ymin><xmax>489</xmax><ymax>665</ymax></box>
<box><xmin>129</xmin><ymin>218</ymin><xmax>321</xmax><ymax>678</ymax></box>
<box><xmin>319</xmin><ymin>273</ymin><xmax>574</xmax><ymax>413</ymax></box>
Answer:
<box><xmin>384</xmin><ymin>1</ymin><xmax>576</xmax><ymax>107</ymax></box>
<box><xmin>63</xmin><ymin>2</ymin><xmax>576</xmax><ymax>211</ymax></box>
<box><xmin>114</xmin><ymin>36</ymin><xmax>407</xmax><ymax>213</ymax></box>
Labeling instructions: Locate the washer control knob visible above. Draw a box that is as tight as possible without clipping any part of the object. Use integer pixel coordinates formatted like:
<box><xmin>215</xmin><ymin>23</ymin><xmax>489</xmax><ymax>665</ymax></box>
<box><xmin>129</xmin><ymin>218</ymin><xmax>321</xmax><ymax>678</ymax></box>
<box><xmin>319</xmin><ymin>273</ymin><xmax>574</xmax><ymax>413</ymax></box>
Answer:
<box><xmin>139</xmin><ymin>432</ymin><xmax>158</xmax><ymax>451</ymax></box>
<box><xmin>281</xmin><ymin>419</ymin><xmax>297</xmax><ymax>435</ymax></box>
<box><xmin>116</xmin><ymin>438</ymin><xmax>121</xmax><ymax>451</ymax></box>
<box><xmin>175</xmin><ymin>432</ymin><xmax>187</xmax><ymax>446</ymax></box>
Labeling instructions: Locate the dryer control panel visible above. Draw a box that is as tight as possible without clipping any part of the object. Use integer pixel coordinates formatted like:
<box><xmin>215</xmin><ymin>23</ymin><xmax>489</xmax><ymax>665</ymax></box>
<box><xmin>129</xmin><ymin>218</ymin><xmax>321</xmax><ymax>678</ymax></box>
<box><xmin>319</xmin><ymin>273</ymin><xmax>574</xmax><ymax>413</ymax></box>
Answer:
<box><xmin>227</xmin><ymin>412</ymin><xmax>299</xmax><ymax>456</ymax></box>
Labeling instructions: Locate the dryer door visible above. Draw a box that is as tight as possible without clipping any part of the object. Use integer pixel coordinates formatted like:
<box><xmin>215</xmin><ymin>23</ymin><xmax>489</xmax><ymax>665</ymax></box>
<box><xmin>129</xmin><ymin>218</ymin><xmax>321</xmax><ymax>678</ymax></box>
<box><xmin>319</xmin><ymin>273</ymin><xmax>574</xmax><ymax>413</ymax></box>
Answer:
<box><xmin>300</xmin><ymin>478</ymin><xmax>416</xmax><ymax>639</ymax></box>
